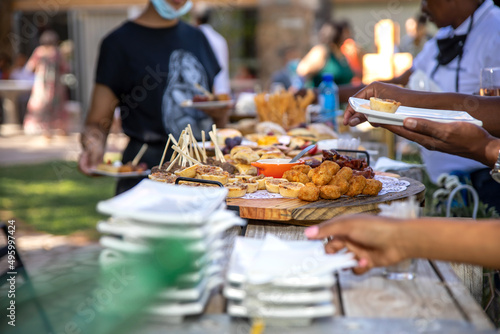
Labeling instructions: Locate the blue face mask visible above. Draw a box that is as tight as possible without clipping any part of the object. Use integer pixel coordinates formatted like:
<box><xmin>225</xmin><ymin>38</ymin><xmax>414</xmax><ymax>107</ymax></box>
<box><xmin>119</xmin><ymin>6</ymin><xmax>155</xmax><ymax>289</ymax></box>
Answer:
<box><xmin>150</xmin><ymin>0</ymin><xmax>193</xmax><ymax>20</ymax></box>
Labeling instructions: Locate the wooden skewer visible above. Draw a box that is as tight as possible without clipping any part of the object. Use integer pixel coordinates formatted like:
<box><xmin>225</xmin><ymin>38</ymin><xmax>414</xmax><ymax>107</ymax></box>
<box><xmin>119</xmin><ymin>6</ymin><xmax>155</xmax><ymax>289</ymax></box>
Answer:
<box><xmin>168</xmin><ymin>133</ymin><xmax>180</xmax><ymax>162</ymax></box>
<box><xmin>159</xmin><ymin>136</ymin><xmax>171</xmax><ymax>169</ymax></box>
<box><xmin>172</xmin><ymin>146</ymin><xmax>201</xmax><ymax>165</ymax></box>
<box><xmin>165</xmin><ymin>154</ymin><xmax>180</xmax><ymax>172</ymax></box>
<box><xmin>132</xmin><ymin>144</ymin><xmax>148</xmax><ymax>166</ymax></box>
<box><xmin>194</xmin><ymin>83</ymin><xmax>214</xmax><ymax>100</ymax></box>
<box><xmin>201</xmin><ymin>130</ymin><xmax>207</xmax><ymax>163</ymax></box>
<box><xmin>187</xmin><ymin>124</ymin><xmax>202</xmax><ymax>163</ymax></box>
<box><xmin>209</xmin><ymin>131</ymin><xmax>226</xmax><ymax>163</ymax></box>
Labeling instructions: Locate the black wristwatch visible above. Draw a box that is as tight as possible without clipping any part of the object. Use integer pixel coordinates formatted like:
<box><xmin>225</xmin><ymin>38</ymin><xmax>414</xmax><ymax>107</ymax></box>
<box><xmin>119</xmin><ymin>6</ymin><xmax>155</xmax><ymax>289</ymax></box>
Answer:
<box><xmin>491</xmin><ymin>150</ymin><xmax>500</xmax><ymax>183</ymax></box>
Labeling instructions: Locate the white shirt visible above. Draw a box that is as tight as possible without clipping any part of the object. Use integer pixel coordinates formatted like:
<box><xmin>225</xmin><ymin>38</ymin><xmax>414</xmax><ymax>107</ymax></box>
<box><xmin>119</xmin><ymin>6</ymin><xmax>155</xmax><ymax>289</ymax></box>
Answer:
<box><xmin>411</xmin><ymin>0</ymin><xmax>500</xmax><ymax>183</ymax></box>
<box><xmin>199</xmin><ymin>24</ymin><xmax>231</xmax><ymax>94</ymax></box>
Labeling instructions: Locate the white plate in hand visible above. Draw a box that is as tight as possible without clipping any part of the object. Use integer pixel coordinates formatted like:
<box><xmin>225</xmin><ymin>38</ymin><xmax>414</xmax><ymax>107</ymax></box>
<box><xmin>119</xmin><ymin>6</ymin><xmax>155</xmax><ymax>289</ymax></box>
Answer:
<box><xmin>181</xmin><ymin>100</ymin><xmax>234</xmax><ymax>109</ymax></box>
<box><xmin>348</xmin><ymin>97</ymin><xmax>483</xmax><ymax>126</ymax></box>
<box><xmin>90</xmin><ymin>168</ymin><xmax>150</xmax><ymax>178</ymax></box>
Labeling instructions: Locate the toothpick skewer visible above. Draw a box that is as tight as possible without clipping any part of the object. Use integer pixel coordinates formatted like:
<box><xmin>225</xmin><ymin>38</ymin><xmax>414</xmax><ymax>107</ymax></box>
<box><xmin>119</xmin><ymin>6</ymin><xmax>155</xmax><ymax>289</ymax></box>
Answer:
<box><xmin>209</xmin><ymin>131</ymin><xmax>226</xmax><ymax>163</ymax></box>
<box><xmin>132</xmin><ymin>144</ymin><xmax>148</xmax><ymax>166</ymax></box>
<box><xmin>201</xmin><ymin>130</ymin><xmax>207</xmax><ymax>163</ymax></box>
<box><xmin>165</xmin><ymin>154</ymin><xmax>180</xmax><ymax>172</ymax></box>
<box><xmin>159</xmin><ymin>137</ymin><xmax>171</xmax><ymax>169</ymax></box>
<box><xmin>187</xmin><ymin>124</ymin><xmax>202</xmax><ymax>163</ymax></box>
<box><xmin>172</xmin><ymin>146</ymin><xmax>201</xmax><ymax>165</ymax></box>
<box><xmin>194</xmin><ymin>83</ymin><xmax>214</xmax><ymax>100</ymax></box>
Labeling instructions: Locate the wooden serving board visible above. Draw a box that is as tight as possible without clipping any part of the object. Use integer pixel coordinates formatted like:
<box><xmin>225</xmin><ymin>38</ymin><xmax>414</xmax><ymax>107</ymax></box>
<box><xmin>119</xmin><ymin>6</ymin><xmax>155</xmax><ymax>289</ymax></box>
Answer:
<box><xmin>226</xmin><ymin>177</ymin><xmax>425</xmax><ymax>224</ymax></box>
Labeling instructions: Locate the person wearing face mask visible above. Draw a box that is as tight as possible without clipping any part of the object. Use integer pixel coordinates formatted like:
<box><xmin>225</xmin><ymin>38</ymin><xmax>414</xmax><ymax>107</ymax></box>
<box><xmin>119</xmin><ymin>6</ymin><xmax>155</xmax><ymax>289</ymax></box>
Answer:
<box><xmin>343</xmin><ymin>0</ymin><xmax>500</xmax><ymax>212</ymax></box>
<box><xmin>78</xmin><ymin>0</ymin><xmax>228</xmax><ymax>195</ymax></box>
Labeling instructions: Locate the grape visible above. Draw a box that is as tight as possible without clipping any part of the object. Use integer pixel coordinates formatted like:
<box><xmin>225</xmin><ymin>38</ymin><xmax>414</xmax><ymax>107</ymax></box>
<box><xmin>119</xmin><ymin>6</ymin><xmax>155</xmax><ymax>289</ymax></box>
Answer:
<box><xmin>234</xmin><ymin>136</ymin><xmax>242</xmax><ymax>145</ymax></box>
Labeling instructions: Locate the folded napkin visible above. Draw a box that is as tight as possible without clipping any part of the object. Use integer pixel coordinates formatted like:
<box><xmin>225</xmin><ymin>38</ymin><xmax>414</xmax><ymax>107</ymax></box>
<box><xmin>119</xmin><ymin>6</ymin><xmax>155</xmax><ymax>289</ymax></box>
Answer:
<box><xmin>231</xmin><ymin>235</ymin><xmax>357</xmax><ymax>285</ymax></box>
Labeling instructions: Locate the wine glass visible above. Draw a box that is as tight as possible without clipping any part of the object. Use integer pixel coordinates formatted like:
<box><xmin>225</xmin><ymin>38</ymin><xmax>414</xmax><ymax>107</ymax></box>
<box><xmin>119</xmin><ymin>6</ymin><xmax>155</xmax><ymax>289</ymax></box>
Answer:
<box><xmin>480</xmin><ymin>67</ymin><xmax>500</xmax><ymax>96</ymax></box>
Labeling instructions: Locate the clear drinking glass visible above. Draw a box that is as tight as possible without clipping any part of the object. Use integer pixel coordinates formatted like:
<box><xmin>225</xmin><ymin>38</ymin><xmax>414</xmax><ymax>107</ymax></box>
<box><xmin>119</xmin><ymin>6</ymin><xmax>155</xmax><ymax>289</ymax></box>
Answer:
<box><xmin>480</xmin><ymin>67</ymin><xmax>500</xmax><ymax>96</ymax></box>
<box><xmin>380</xmin><ymin>198</ymin><xmax>421</xmax><ymax>280</ymax></box>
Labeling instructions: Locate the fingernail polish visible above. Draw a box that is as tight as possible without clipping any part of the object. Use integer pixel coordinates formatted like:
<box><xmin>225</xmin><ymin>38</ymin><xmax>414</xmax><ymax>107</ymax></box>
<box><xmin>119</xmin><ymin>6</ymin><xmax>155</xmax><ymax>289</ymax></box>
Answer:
<box><xmin>358</xmin><ymin>258</ymin><xmax>368</xmax><ymax>267</ymax></box>
<box><xmin>304</xmin><ymin>225</ymin><xmax>319</xmax><ymax>238</ymax></box>
<box><xmin>405</xmin><ymin>119</ymin><xmax>417</xmax><ymax>129</ymax></box>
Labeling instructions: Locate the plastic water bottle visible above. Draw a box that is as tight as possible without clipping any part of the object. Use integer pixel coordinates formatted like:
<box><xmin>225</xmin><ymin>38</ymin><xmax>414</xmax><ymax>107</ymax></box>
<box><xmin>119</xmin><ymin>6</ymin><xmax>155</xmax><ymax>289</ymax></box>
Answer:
<box><xmin>318</xmin><ymin>74</ymin><xmax>339</xmax><ymax>127</ymax></box>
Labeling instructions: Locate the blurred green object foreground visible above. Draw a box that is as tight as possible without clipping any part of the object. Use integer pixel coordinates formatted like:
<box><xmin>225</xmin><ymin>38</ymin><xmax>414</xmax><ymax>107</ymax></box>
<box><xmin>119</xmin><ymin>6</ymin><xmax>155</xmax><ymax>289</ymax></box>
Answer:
<box><xmin>0</xmin><ymin>238</ymin><xmax>193</xmax><ymax>334</ymax></box>
<box><xmin>0</xmin><ymin>161</ymin><xmax>115</xmax><ymax>236</ymax></box>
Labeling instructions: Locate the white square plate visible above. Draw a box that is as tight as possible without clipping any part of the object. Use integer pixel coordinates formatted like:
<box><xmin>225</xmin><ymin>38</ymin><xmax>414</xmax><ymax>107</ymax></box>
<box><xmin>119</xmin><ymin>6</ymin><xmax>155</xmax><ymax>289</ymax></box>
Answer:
<box><xmin>348</xmin><ymin>97</ymin><xmax>483</xmax><ymax>126</ymax></box>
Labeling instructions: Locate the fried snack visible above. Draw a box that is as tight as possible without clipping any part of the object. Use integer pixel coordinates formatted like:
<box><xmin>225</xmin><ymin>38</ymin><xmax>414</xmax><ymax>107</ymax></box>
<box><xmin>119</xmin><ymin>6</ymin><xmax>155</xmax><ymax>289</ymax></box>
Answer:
<box><xmin>320</xmin><ymin>160</ymin><xmax>341</xmax><ymax>175</ymax></box>
<box><xmin>310</xmin><ymin>161</ymin><xmax>339</xmax><ymax>186</ymax></box>
<box><xmin>265</xmin><ymin>178</ymin><xmax>288</xmax><ymax>193</ymax></box>
<box><xmin>254</xmin><ymin>90</ymin><xmax>313</xmax><ymax>128</ymax></box>
<box><xmin>345</xmin><ymin>175</ymin><xmax>367</xmax><ymax>197</ymax></box>
<box><xmin>291</xmin><ymin>164</ymin><xmax>312</xmax><ymax>175</ymax></box>
<box><xmin>328</xmin><ymin>174</ymin><xmax>350</xmax><ymax>194</ymax></box>
<box><xmin>336</xmin><ymin>167</ymin><xmax>353</xmax><ymax>181</ymax></box>
<box><xmin>362</xmin><ymin>179</ymin><xmax>383</xmax><ymax>196</ymax></box>
<box><xmin>233</xmin><ymin>149</ymin><xmax>260</xmax><ymax>164</ymax></box>
<box><xmin>235</xmin><ymin>163</ymin><xmax>258</xmax><ymax>176</ymax></box>
<box><xmin>283</xmin><ymin>169</ymin><xmax>310</xmax><ymax>184</ymax></box>
<box><xmin>225</xmin><ymin>182</ymin><xmax>248</xmax><ymax>198</ymax></box>
<box><xmin>279</xmin><ymin>182</ymin><xmax>305</xmax><ymax>198</ymax></box>
<box><xmin>298</xmin><ymin>182</ymin><xmax>320</xmax><ymax>202</ymax></box>
<box><xmin>175</xmin><ymin>164</ymin><xmax>199</xmax><ymax>178</ymax></box>
<box><xmin>320</xmin><ymin>185</ymin><xmax>343</xmax><ymax>200</ymax></box>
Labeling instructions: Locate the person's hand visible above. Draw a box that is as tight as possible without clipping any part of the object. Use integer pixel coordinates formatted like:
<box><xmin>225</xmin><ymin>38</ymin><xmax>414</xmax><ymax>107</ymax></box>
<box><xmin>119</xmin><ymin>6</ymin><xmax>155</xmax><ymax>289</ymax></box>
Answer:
<box><xmin>304</xmin><ymin>215</ymin><xmax>409</xmax><ymax>275</ymax></box>
<box><xmin>78</xmin><ymin>130</ymin><xmax>106</xmax><ymax>176</ymax></box>
<box><xmin>383</xmin><ymin>118</ymin><xmax>497</xmax><ymax>167</ymax></box>
<box><xmin>343</xmin><ymin>82</ymin><xmax>408</xmax><ymax>127</ymax></box>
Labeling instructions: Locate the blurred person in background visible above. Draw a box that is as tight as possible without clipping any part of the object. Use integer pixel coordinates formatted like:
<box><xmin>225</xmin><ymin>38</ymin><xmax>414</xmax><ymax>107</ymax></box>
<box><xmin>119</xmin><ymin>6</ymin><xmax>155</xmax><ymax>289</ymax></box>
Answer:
<box><xmin>342</xmin><ymin>0</ymin><xmax>500</xmax><ymax>212</ymax></box>
<box><xmin>339</xmin><ymin>20</ymin><xmax>364</xmax><ymax>85</ymax></box>
<box><xmin>399</xmin><ymin>14</ymin><xmax>430</xmax><ymax>58</ymax></box>
<box><xmin>297</xmin><ymin>21</ymin><xmax>354</xmax><ymax>87</ymax></box>
<box><xmin>23</xmin><ymin>30</ymin><xmax>69</xmax><ymax>138</ymax></box>
<box><xmin>270</xmin><ymin>46</ymin><xmax>302</xmax><ymax>91</ymax></box>
<box><xmin>9</xmin><ymin>53</ymin><xmax>35</xmax><ymax>125</ymax></box>
<box><xmin>79</xmin><ymin>0</ymin><xmax>227</xmax><ymax>195</ymax></box>
<box><xmin>0</xmin><ymin>52</ymin><xmax>12</xmax><ymax>79</ymax></box>
<box><xmin>192</xmin><ymin>3</ymin><xmax>230</xmax><ymax>95</ymax></box>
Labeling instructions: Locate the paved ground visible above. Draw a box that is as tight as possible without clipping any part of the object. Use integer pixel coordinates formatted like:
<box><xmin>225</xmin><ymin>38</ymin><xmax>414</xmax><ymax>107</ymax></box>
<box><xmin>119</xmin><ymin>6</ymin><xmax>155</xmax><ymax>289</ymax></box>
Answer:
<box><xmin>0</xmin><ymin>125</ymin><xmax>128</xmax><ymax>298</ymax></box>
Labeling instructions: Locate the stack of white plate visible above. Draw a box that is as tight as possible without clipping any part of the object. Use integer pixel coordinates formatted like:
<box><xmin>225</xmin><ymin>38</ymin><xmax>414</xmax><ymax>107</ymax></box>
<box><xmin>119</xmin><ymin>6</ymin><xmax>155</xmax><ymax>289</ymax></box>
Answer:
<box><xmin>95</xmin><ymin>179</ymin><xmax>246</xmax><ymax>323</ymax></box>
<box><xmin>224</xmin><ymin>236</ymin><xmax>357</xmax><ymax>326</ymax></box>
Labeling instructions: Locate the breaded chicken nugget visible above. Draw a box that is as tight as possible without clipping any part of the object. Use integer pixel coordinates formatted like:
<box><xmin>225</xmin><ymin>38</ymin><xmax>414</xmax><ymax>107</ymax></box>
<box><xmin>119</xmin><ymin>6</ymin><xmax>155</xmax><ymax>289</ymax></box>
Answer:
<box><xmin>345</xmin><ymin>175</ymin><xmax>367</xmax><ymax>197</ymax></box>
<box><xmin>312</xmin><ymin>169</ymin><xmax>333</xmax><ymax>186</ymax></box>
<box><xmin>328</xmin><ymin>174</ymin><xmax>350</xmax><ymax>194</ymax></box>
<box><xmin>362</xmin><ymin>179</ymin><xmax>383</xmax><ymax>196</ymax></box>
<box><xmin>319</xmin><ymin>160</ymin><xmax>340</xmax><ymax>175</ymax></box>
<box><xmin>298</xmin><ymin>182</ymin><xmax>320</xmax><ymax>202</ymax></box>
<box><xmin>320</xmin><ymin>185</ymin><xmax>342</xmax><ymax>200</ymax></box>
<box><xmin>292</xmin><ymin>164</ymin><xmax>312</xmax><ymax>175</ymax></box>
<box><xmin>336</xmin><ymin>167</ymin><xmax>353</xmax><ymax>181</ymax></box>
<box><xmin>307</xmin><ymin>167</ymin><xmax>317</xmax><ymax>179</ymax></box>
<box><xmin>283</xmin><ymin>169</ymin><xmax>310</xmax><ymax>184</ymax></box>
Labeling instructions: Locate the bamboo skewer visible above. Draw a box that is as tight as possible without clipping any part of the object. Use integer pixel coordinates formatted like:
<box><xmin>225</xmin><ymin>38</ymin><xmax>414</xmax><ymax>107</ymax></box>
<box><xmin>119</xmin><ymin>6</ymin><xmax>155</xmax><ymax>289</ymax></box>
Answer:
<box><xmin>209</xmin><ymin>131</ymin><xmax>226</xmax><ymax>163</ymax></box>
<box><xmin>165</xmin><ymin>154</ymin><xmax>180</xmax><ymax>172</ymax></box>
<box><xmin>132</xmin><ymin>144</ymin><xmax>148</xmax><ymax>166</ymax></box>
<box><xmin>159</xmin><ymin>137</ymin><xmax>171</xmax><ymax>169</ymax></box>
<box><xmin>172</xmin><ymin>146</ymin><xmax>202</xmax><ymax>165</ymax></box>
<box><xmin>201</xmin><ymin>130</ymin><xmax>207</xmax><ymax>163</ymax></box>
<box><xmin>187</xmin><ymin>124</ymin><xmax>202</xmax><ymax>163</ymax></box>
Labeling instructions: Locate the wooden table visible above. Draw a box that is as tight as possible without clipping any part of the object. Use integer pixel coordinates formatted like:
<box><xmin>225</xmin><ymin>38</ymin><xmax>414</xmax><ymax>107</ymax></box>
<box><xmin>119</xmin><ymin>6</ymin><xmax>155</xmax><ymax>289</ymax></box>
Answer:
<box><xmin>227</xmin><ymin>176</ymin><xmax>425</xmax><ymax>226</ymax></box>
<box><xmin>144</xmin><ymin>224</ymin><xmax>495</xmax><ymax>333</ymax></box>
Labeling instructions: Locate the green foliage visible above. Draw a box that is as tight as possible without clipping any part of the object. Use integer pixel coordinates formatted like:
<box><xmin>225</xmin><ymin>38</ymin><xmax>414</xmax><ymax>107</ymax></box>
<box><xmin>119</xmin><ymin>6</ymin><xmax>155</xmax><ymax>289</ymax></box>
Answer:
<box><xmin>0</xmin><ymin>161</ymin><xmax>115</xmax><ymax>236</ymax></box>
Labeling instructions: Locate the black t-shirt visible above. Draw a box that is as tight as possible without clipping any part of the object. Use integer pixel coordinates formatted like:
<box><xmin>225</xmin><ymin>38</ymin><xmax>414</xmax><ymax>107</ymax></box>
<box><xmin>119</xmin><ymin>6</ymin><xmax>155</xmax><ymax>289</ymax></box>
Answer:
<box><xmin>96</xmin><ymin>20</ymin><xmax>221</xmax><ymax>144</ymax></box>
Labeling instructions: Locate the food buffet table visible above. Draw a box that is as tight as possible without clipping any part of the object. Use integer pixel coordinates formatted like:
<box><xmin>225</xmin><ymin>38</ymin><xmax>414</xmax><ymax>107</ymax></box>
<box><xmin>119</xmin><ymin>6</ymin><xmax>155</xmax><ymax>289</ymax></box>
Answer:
<box><xmin>143</xmin><ymin>224</ymin><xmax>495</xmax><ymax>333</ymax></box>
<box><xmin>227</xmin><ymin>175</ymin><xmax>425</xmax><ymax>226</ymax></box>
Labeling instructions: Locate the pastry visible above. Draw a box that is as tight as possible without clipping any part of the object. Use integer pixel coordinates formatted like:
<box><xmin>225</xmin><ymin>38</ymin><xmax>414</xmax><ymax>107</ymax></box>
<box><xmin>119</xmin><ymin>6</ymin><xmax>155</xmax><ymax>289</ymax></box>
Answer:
<box><xmin>369</xmin><ymin>97</ymin><xmax>401</xmax><ymax>113</ymax></box>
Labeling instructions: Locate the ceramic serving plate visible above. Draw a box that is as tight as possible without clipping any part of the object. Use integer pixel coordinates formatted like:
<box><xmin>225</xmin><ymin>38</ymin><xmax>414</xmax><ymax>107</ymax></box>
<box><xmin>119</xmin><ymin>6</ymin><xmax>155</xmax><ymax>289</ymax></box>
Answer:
<box><xmin>348</xmin><ymin>97</ymin><xmax>483</xmax><ymax>126</ymax></box>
